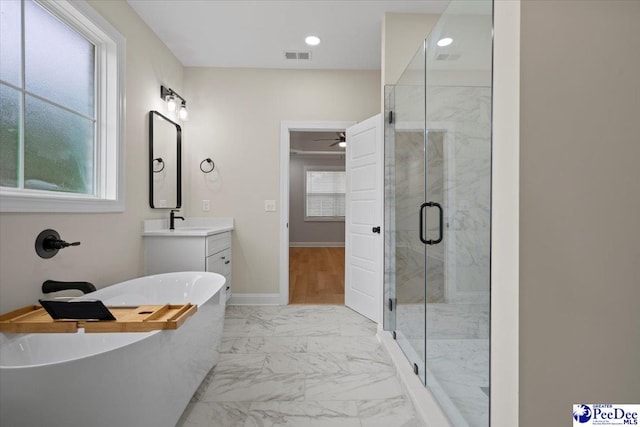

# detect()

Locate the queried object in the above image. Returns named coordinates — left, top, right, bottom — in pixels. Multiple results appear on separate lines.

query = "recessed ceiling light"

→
left=437, top=37, right=453, bottom=47
left=305, top=36, right=321, bottom=46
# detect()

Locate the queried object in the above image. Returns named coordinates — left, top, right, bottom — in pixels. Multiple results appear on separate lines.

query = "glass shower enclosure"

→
left=384, top=1, right=493, bottom=426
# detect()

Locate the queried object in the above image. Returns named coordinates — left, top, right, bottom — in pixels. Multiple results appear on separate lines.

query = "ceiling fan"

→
left=313, top=132, right=346, bottom=147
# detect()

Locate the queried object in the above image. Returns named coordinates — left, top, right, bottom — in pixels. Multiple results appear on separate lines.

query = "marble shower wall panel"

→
left=394, top=241, right=444, bottom=304
left=393, top=131, right=447, bottom=304
left=426, top=131, right=445, bottom=259
left=394, top=131, right=424, bottom=241
left=427, top=86, right=492, bottom=299
left=391, top=85, right=491, bottom=301
left=394, top=85, right=425, bottom=124
left=396, top=246, right=424, bottom=304
left=426, top=255, right=445, bottom=303
left=397, top=304, right=489, bottom=341
left=453, top=229, right=491, bottom=295
left=426, top=131, right=445, bottom=303
left=395, top=131, right=424, bottom=304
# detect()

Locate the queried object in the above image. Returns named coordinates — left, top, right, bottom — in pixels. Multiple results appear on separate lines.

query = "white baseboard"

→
left=377, top=328, right=454, bottom=427
left=228, top=293, right=281, bottom=305
left=289, top=242, right=345, bottom=247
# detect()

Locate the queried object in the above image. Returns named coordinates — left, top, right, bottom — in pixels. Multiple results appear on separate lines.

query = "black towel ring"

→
left=200, top=158, right=215, bottom=173
left=153, top=157, right=165, bottom=173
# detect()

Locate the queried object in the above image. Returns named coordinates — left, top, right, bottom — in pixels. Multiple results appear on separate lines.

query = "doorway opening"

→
left=279, top=121, right=355, bottom=306
left=289, top=130, right=346, bottom=304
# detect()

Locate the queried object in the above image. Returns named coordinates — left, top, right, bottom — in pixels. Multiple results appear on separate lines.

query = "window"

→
left=0, top=0, right=125, bottom=212
left=305, top=168, right=345, bottom=221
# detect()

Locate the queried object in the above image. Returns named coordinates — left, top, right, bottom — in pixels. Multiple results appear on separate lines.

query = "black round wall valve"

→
left=35, top=229, right=81, bottom=259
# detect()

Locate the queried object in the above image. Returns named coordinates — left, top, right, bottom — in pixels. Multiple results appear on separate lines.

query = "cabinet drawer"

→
left=206, top=232, right=231, bottom=256
left=206, top=255, right=223, bottom=273
left=206, top=248, right=231, bottom=275
left=220, top=248, right=231, bottom=275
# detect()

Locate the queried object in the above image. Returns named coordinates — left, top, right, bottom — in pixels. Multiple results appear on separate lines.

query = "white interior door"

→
left=345, top=114, right=383, bottom=323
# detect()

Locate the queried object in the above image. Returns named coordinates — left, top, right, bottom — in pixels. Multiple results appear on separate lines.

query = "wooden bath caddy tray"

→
left=0, top=303, right=197, bottom=333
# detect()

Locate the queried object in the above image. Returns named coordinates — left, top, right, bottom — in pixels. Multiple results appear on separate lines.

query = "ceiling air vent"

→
left=436, top=53, right=461, bottom=61
left=284, top=51, right=311, bottom=61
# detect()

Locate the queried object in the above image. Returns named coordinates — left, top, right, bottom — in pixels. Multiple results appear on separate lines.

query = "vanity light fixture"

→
left=166, top=95, right=176, bottom=112
left=437, top=37, right=453, bottom=47
left=161, top=85, right=188, bottom=121
left=179, top=103, right=188, bottom=121
left=305, top=35, right=321, bottom=46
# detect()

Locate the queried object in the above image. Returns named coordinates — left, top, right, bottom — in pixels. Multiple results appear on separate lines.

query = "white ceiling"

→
left=126, top=0, right=449, bottom=70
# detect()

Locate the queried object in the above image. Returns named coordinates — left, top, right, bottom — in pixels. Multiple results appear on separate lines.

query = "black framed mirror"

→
left=149, top=110, right=181, bottom=209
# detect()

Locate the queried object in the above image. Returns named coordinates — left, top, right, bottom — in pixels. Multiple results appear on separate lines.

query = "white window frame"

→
left=304, top=166, right=346, bottom=222
left=0, top=0, right=125, bottom=213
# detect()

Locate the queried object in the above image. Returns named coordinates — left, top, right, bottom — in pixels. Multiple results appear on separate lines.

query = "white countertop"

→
left=142, top=217, right=234, bottom=237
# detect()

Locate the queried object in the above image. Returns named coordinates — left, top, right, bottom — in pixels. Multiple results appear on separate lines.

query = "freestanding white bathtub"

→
left=0, top=272, right=226, bottom=427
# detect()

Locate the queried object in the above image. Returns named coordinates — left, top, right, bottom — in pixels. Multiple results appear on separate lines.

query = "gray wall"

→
left=520, top=1, right=640, bottom=425
left=289, top=155, right=345, bottom=245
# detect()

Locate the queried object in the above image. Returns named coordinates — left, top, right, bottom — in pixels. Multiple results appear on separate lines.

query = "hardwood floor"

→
left=289, top=247, right=345, bottom=304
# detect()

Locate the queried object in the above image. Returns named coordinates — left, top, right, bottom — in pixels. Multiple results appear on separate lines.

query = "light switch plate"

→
left=202, top=200, right=210, bottom=212
left=264, top=200, right=276, bottom=212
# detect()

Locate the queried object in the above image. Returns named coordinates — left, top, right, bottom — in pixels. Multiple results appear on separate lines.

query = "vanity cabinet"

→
left=144, top=231, right=232, bottom=303
left=205, top=233, right=232, bottom=299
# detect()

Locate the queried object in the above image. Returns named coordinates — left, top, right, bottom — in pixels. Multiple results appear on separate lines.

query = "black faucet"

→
left=35, top=229, right=81, bottom=259
left=42, top=280, right=96, bottom=294
left=170, top=209, right=184, bottom=230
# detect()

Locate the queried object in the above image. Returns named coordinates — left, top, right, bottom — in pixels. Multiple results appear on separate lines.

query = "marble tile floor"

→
left=177, top=305, right=424, bottom=427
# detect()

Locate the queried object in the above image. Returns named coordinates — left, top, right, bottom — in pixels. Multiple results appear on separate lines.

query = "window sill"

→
left=0, top=190, right=124, bottom=213
left=304, top=217, right=345, bottom=222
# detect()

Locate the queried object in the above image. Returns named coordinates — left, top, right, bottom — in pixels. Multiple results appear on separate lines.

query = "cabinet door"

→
left=145, top=236, right=206, bottom=274
left=223, top=274, right=232, bottom=303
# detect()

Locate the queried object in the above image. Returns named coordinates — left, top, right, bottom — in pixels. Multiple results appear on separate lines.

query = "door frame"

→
left=279, top=120, right=356, bottom=305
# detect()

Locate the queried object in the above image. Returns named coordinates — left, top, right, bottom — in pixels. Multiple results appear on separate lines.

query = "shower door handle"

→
left=419, top=202, right=443, bottom=245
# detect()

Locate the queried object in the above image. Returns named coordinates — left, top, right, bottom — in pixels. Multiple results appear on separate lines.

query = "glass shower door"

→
left=424, top=2, right=493, bottom=427
left=387, top=42, right=428, bottom=383
left=385, top=1, right=493, bottom=426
